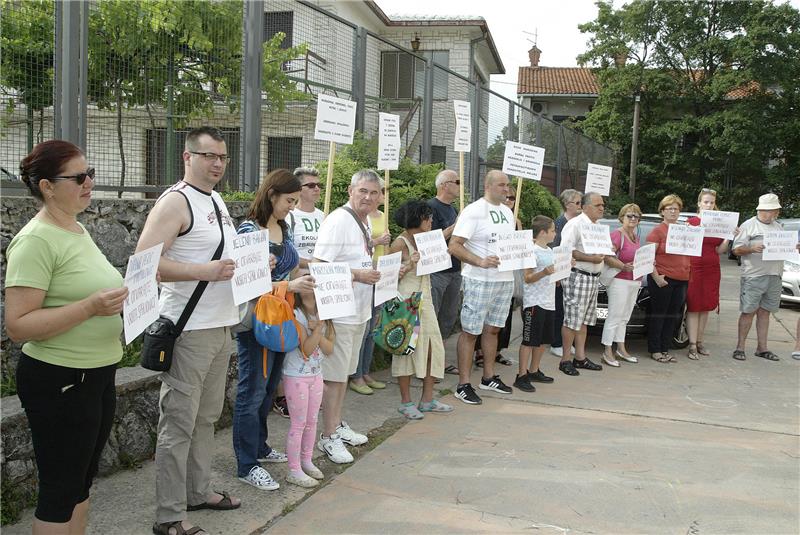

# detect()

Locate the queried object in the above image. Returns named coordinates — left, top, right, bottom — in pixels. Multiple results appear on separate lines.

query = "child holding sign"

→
left=282, top=290, right=335, bottom=488
left=515, top=216, right=558, bottom=393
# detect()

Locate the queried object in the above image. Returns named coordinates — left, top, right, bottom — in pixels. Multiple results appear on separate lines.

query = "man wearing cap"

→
left=731, top=193, right=786, bottom=362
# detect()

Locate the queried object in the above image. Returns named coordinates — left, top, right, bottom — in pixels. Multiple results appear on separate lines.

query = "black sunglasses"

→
left=49, top=167, right=95, bottom=185
left=301, top=182, right=322, bottom=189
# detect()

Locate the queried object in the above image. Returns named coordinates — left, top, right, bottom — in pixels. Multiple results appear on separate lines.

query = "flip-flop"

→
left=444, top=365, right=459, bottom=375
left=732, top=349, right=746, bottom=361
left=186, top=491, right=240, bottom=512
left=754, top=350, right=780, bottom=361
left=495, top=354, right=513, bottom=366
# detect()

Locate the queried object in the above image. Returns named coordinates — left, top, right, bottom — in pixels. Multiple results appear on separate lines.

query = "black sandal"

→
left=186, top=490, right=240, bottom=511
left=495, top=353, right=512, bottom=366
left=732, top=349, right=746, bottom=361
left=754, top=350, right=779, bottom=361
left=153, top=521, right=206, bottom=535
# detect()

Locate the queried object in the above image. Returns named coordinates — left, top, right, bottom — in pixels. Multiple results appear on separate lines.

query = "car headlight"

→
left=785, top=262, right=800, bottom=273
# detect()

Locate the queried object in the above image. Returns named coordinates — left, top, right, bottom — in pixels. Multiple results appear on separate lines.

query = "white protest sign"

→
left=378, top=112, right=400, bottom=170
left=123, top=242, right=163, bottom=344
left=666, top=224, right=704, bottom=256
left=308, top=262, right=356, bottom=320
left=230, top=230, right=272, bottom=305
left=314, top=94, right=356, bottom=144
left=453, top=100, right=471, bottom=152
left=549, top=246, right=573, bottom=283
left=496, top=230, right=537, bottom=272
left=502, top=141, right=545, bottom=181
left=585, top=163, right=613, bottom=197
left=763, top=231, right=800, bottom=261
left=580, top=224, right=614, bottom=255
left=633, top=243, right=656, bottom=280
left=700, top=210, right=739, bottom=240
left=374, top=252, right=402, bottom=306
left=414, top=229, right=452, bottom=276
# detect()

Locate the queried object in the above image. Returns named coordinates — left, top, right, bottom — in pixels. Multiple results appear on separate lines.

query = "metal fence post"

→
left=351, top=27, right=367, bottom=133
left=507, top=103, right=515, bottom=144
left=556, top=124, right=563, bottom=195
left=469, top=78, right=481, bottom=200
left=54, top=0, right=85, bottom=147
left=420, top=59, right=433, bottom=164
left=240, top=0, right=264, bottom=191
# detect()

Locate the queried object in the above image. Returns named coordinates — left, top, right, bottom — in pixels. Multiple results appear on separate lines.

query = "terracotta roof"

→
left=517, top=67, right=599, bottom=96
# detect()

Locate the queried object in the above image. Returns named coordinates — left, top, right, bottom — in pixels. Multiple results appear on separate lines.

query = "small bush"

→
left=118, top=337, right=143, bottom=368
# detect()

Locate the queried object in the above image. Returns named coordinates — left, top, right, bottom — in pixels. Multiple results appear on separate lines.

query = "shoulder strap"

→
left=398, top=235, right=415, bottom=254
left=342, top=205, right=374, bottom=257
left=174, top=196, right=226, bottom=335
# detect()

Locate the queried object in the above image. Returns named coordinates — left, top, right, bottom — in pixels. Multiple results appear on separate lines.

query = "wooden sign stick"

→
left=323, top=141, right=336, bottom=215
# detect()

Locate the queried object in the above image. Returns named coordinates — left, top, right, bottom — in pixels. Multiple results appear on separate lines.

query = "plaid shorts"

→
left=562, top=270, right=599, bottom=330
left=460, top=278, right=514, bottom=335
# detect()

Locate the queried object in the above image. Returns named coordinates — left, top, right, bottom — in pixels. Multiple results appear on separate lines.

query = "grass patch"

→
left=1, top=372, right=17, bottom=397
left=1, top=478, right=36, bottom=526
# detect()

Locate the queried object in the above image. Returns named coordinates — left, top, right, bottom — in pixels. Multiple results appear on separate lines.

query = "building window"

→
left=267, top=137, right=303, bottom=172
left=552, top=115, right=586, bottom=124
left=431, top=145, right=447, bottom=165
left=146, top=128, right=239, bottom=193
left=264, top=11, right=293, bottom=48
left=380, top=50, right=449, bottom=101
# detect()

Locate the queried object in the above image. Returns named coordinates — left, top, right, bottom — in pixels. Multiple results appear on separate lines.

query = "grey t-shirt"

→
left=732, top=216, right=784, bottom=278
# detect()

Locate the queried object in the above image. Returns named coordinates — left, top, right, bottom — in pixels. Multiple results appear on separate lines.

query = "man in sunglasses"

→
left=427, top=170, right=463, bottom=373
left=291, top=166, right=325, bottom=276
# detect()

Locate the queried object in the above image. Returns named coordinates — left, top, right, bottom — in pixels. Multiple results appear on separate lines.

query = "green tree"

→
left=578, top=0, right=800, bottom=215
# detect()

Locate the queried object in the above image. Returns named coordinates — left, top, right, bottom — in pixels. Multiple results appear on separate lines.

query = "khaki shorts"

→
left=321, top=321, right=368, bottom=382
left=740, top=275, right=782, bottom=313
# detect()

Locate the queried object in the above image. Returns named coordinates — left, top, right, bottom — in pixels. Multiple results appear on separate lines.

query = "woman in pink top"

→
left=601, top=204, right=642, bottom=367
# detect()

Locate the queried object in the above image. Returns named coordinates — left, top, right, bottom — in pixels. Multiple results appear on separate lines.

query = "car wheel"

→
left=672, top=306, right=690, bottom=349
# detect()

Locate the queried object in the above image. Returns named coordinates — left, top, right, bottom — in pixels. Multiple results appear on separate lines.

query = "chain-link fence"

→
left=1, top=0, right=615, bottom=199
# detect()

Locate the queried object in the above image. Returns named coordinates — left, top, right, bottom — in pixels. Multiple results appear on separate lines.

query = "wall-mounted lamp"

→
left=410, top=33, right=421, bottom=52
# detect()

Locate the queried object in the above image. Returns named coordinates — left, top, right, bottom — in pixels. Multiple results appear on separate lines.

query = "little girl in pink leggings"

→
left=283, top=290, right=335, bottom=488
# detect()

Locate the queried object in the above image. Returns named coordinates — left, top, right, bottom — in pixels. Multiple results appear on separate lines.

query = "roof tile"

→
left=517, top=67, right=599, bottom=95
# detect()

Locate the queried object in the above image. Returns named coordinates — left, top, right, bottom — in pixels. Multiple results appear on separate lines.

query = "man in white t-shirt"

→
left=449, top=170, right=516, bottom=405
left=731, top=193, right=786, bottom=362
left=312, top=170, right=382, bottom=463
left=290, top=167, right=324, bottom=275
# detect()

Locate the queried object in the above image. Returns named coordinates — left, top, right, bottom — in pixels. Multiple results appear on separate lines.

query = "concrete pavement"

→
left=4, top=261, right=799, bottom=534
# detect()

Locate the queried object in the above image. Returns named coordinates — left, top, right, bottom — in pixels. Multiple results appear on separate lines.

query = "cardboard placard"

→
left=580, top=224, right=614, bottom=255
left=496, top=230, right=537, bottom=272
left=585, top=163, right=613, bottom=197
left=308, top=262, right=356, bottom=320
left=374, top=252, right=402, bottom=306
left=230, top=230, right=273, bottom=306
left=123, top=243, right=163, bottom=344
left=700, top=210, right=739, bottom=240
left=453, top=100, right=471, bottom=152
left=314, top=94, right=356, bottom=144
left=665, top=224, right=704, bottom=256
left=378, top=112, right=400, bottom=171
left=414, top=229, right=452, bottom=276
left=763, top=231, right=800, bottom=261
left=549, top=246, right=573, bottom=283
left=632, top=243, right=656, bottom=280
left=501, top=141, right=545, bottom=181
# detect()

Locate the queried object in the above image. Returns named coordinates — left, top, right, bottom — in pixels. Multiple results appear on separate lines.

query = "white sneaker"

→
left=238, top=466, right=279, bottom=491
left=550, top=346, right=563, bottom=357
left=303, top=464, right=324, bottom=480
left=336, top=421, right=368, bottom=446
left=317, top=433, right=353, bottom=464
left=286, top=472, right=319, bottom=488
left=258, top=449, right=288, bottom=463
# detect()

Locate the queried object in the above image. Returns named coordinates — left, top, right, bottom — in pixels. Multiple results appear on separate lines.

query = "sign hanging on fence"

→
left=580, top=224, right=614, bottom=255
left=762, top=231, right=800, bottom=261
left=453, top=100, right=472, bottom=152
left=501, top=141, right=545, bottom=181
left=549, top=246, right=573, bottom=283
left=378, top=112, right=400, bottom=171
left=123, top=242, right=162, bottom=344
left=374, top=252, right=402, bottom=306
left=308, top=262, right=357, bottom=320
left=666, top=224, right=704, bottom=256
left=700, top=210, right=739, bottom=240
left=585, top=163, right=613, bottom=197
left=633, top=243, right=656, bottom=280
left=414, top=229, right=452, bottom=276
left=230, top=230, right=272, bottom=305
left=496, top=230, right=537, bottom=272
left=314, top=94, right=356, bottom=144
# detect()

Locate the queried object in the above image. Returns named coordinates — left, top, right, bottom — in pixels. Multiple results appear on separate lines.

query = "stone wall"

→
left=0, top=196, right=250, bottom=522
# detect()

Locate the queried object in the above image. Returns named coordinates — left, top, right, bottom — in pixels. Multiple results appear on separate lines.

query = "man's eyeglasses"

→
left=189, top=151, right=231, bottom=163
left=446, top=180, right=461, bottom=186
left=301, top=182, right=322, bottom=189
left=49, top=167, right=95, bottom=185
left=625, top=214, right=640, bottom=220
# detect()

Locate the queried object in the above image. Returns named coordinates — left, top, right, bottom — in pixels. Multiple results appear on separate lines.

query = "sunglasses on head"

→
left=48, top=167, right=95, bottom=185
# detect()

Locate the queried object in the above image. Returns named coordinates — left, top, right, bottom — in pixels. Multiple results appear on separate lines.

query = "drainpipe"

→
left=468, top=30, right=487, bottom=196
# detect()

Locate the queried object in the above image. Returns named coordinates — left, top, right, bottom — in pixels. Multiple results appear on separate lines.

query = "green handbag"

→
left=372, top=292, right=422, bottom=356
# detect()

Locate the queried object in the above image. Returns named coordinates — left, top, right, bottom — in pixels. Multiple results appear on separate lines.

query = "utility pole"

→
left=629, top=93, right=641, bottom=199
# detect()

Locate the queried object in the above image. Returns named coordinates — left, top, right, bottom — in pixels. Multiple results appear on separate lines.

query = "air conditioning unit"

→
left=531, top=101, right=548, bottom=115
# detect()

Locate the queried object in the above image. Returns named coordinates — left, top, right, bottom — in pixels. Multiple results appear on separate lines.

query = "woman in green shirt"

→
left=5, top=140, right=129, bottom=534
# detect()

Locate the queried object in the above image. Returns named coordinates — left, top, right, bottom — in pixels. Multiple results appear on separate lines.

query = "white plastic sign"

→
left=632, top=243, right=656, bottom=280
left=496, top=230, right=537, bottom=272
left=585, top=163, right=613, bottom=197
left=580, top=224, right=614, bottom=255
left=230, top=230, right=272, bottom=306
left=700, top=210, right=739, bottom=240
left=502, top=141, right=545, bottom=181
left=123, top=243, right=163, bottom=344
left=314, top=94, right=356, bottom=144
left=414, top=229, right=452, bottom=276
left=308, top=262, right=356, bottom=320
left=453, top=100, right=471, bottom=152
left=378, top=112, right=400, bottom=171
left=666, top=224, right=704, bottom=256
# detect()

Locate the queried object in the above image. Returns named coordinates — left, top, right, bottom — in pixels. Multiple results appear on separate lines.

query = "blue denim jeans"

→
left=232, top=330, right=285, bottom=477
left=350, top=306, right=380, bottom=380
